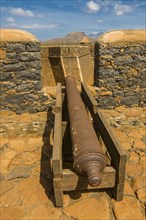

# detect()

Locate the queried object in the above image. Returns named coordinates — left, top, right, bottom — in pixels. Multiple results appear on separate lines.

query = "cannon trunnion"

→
left=52, top=79, right=126, bottom=207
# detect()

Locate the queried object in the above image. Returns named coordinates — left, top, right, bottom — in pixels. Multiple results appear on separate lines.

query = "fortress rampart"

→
left=0, top=29, right=146, bottom=115
left=0, top=29, right=53, bottom=114
left=94, top=30, right=146, bottom=108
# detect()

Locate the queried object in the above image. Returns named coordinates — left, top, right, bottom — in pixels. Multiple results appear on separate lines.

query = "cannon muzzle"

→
left=65, top=75, right=107, bottom=186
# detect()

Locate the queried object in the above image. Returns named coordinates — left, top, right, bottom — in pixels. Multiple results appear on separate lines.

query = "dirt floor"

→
left=0, top=107, right=145, bottom=220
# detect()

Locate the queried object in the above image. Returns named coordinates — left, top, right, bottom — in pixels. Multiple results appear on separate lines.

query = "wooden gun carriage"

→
left=52, top=81, right=126, bottom=207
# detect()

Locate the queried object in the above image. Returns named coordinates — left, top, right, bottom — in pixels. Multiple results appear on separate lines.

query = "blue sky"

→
left=1, top=0, right=145, bottom=41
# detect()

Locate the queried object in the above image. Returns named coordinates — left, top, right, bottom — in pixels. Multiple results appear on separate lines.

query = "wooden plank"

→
left=80, top=83, right=126, bottom=200
left=112, top=183, right=125, bottom=201
left=95, top=110, right=127, bottom=200
left=81, top=82, right=98, bottom=116
left=53, top=178, right=63, bottom=207
left=55, top=83, right=62, bottom=113
left=62, top=167, right=116, bottom=191
left=52, top=83, right=62, bottom=177
left=95, top=111, right=126, bottom=179
left=52, top=113, right=62, bottom=177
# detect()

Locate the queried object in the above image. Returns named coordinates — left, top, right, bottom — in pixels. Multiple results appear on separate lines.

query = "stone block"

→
left=25, top=137, right=44, bottom=151
left=124, top=91, right=136, bottom=96
left=120, top=96, right=139, bottom=107
left=4, top=94, right=24, bottom=104
left=112, top=196, right=145, bottom=220
left=4, top=62, right=27, bottom=72
left=26, top=42, right=40, bottom=52
left=15, top=70, right=41, bottom=80
left=98, top=97, right=117, bottom=108
left=136, top=188, right=146, bottom=203
left=27, top=60, right=41, bottom=69
left=6, top=165, right=33, bottom=180
left=0, top=148, right=18, bottom=175
left=0, top=183, right=22, bottom=206
left=0, top=48, right=6, bottom=60
left=63, top=196, right=112, bottom=220
left=129, top=152, right=139, bottom=163
left=133, top=139, right=145, bottom=150
left=127, top=68, right=139, bottom=78
left=11, top=151, right=41, bottom=166
left=0, top=206, right=25, bottom=220
left=124, top=180, right=135, bottom=197
left=9, top=139, right=26, bottom=152
left=125, top=107, right=144, bottom=118
left=22, top=205, right=62, bottom=220
left=134, top=55, right=146, bottom=62
left=6, top=53, right=19, bottom=60
left=20, top=177, right=52, bottom=206
left=114, top=55, right=133, bottom=65
left=19, top=52, right=40, bottom=61
left=0, top=180, right=14, bottom=196
left=126, top=161, right=144, bottom=178
left=6, top=44, right=26, bottom=53
left=15, top=83, right=34, bottom=92
left=24, top=94, right=39, bottom=101
left=0, top=72, right=12, bottom=81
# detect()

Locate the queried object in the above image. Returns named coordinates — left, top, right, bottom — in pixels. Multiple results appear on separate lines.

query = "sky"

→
left=0, top=0, right=145, bottom=41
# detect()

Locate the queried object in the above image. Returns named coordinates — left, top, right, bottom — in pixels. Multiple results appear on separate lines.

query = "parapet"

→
left=98, top=30, right=146, bottom=44
left=0, top=28, right=51, bottom=114
left=94, top=29, right=146, bottom=108
left=0, top=28, right=39, bottom=43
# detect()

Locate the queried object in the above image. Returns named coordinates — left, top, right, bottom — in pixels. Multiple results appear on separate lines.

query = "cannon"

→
left=52, top=77, right=126, bottom=207
left=65, top=75, right=107, bottom=186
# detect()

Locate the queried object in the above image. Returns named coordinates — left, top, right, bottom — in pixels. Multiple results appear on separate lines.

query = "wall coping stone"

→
left=0, top=29, right=39, bottom=43
left=98, top=30, right=146, bottom=44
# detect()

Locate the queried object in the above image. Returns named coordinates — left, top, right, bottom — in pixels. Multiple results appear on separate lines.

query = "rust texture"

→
left=65, top=75, right=107, bottom=186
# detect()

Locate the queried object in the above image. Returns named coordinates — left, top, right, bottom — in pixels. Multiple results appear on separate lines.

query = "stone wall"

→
left=1, top=29, right=146, bottom=113
left=0, top=29, right=53, bottom=114
left=94, top=30, right=146, bottom=108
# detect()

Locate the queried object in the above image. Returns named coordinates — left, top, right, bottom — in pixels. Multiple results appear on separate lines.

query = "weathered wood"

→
left=52, top=83, right=62, bottom=177
left=112, top=183, right=125, bottom=201
left=52, top=114, right=62, bottom=177
left=53, top=178, right=63, bottom=207
left=55, top=83, right=62, bottom=113
left=62, top=167, right=116, bottom=191
left=95, top=111, right=127, bottom=200
left=95, top=111, right=126, bottom=179
left=53, top=81, right=126, bottom=206
left=81, top=82, right=126, bottom=201
left=81, top=82, right=98, bottom=116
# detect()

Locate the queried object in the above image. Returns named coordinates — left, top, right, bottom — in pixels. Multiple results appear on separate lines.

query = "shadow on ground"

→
left=40, top=110, right=56, bottom=204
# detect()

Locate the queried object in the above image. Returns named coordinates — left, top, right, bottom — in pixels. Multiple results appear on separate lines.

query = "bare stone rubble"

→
left=0, top=107, right=145, bottom=219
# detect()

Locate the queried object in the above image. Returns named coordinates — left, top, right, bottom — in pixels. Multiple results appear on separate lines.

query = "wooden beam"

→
left=80, top=82, right=126, bottom=200
left=53, top=178, right=63, bottom=207
left=81, top=82, right=98, bottom=116
left=62, top=167, right=116, bottom=191
left=95, top=111, right=127, bottom=201
left=55, top=83, right=62, bottom=113
left=52, top=83, right=63, bottom=177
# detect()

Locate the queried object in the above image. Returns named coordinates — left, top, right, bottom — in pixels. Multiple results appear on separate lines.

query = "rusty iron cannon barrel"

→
left=65, top=75, right=107, bottom=186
